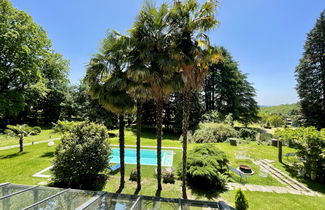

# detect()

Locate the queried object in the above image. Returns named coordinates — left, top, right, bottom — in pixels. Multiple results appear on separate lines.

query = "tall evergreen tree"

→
left=295, top=10, right=325, bottom=129
left=204, top=47, right=259, bottom=124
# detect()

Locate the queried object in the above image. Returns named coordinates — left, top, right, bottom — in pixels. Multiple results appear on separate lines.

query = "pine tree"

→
left=295, top=10, right=325, bottom=129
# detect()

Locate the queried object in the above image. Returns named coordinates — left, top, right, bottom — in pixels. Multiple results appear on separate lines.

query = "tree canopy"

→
left=295, top=10, right=325, bottom=129
left=0, top=0, right=69, bottom=127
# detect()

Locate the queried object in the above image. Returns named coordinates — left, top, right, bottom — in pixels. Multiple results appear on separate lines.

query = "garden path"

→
left=0, top=138, right=60, bottom=151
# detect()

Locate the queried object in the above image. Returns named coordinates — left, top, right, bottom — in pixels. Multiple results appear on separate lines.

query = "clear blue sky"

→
left=10, top=0, right=325, bottom=105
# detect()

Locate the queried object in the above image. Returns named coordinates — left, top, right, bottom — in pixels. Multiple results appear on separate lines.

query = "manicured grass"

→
left=220, top=190, right=325, bottom=210
left=0, top=128, right=324, bottom=210
left=0, top=142, right=55, bottom=185
left=109, top=128, right=181, bottom=147
left=0, top=128, right=60, bottom=147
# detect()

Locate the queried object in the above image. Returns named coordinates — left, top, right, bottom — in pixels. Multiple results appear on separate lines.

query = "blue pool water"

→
left=110, top=148, right=173, bottom=167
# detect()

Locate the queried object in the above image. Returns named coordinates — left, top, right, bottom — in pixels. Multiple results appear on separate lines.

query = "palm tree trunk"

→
left=19, top=135, right=23, bottom=152
left=119, top=114, right=125, bottom=189
left=278, top=140, right=282, bottom=163
left=156, top=98, right=163, bottom=191
left=182, top=89, right=190, bottom=199
left=136, top=101, right=142, bottom=190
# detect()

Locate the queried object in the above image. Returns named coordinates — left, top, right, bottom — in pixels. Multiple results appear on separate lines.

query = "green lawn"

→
left=0, top=128, right=324, bottom=209
left=108, top=128, right=181, bottom=147
left=0, top=128, right=60, bottom=147
left=220, top=190, right=325, bottom=210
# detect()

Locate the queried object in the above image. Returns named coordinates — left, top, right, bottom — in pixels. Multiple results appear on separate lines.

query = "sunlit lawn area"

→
left=0, top=128, right=324, bottom=209
left=0, top=128, right=60, bottom=147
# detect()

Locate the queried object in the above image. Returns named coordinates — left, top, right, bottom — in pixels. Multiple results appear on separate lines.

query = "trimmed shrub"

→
left=235, top=188, right=249, bottom=210
left=129, top=169, right=137, bottom=181
left=193, top=123, right=237, bottom=143
left=238, top=128, right=256, bottom=140
left=51, top=121, right=111, bottom=190
left=177, top=144, right=229, bottom=190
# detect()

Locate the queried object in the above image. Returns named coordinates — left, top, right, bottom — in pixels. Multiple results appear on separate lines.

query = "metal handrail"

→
left=0, top=182, right=10, bottom=187
left=130, top=196, right=142, bottom=210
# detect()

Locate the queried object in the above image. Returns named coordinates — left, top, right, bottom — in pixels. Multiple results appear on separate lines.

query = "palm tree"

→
left=168, top=0, right=220, bottom=199
left=130, top=2, right=180, bottom=191
left=84, top=32, right=134, bottom=190
left=127, top=81, right=152, bottom=191
left=5, top=124, right=32, bottom=152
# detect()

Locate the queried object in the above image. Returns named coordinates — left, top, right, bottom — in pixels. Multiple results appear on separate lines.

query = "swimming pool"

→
left=110, top=148, right=174, bottom=167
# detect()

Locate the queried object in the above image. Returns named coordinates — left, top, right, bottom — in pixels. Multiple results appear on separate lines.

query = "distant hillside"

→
left=259, top=103, right=300, bottom=116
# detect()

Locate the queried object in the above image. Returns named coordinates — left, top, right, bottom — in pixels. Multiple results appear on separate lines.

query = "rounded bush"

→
left=178, top=144, right=229, bottom=189
left=51, top=121, right=111, bottom=190
left=193, top=123, right=237, bottom=143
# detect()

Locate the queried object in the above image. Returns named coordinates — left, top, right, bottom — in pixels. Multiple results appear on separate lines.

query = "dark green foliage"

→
left=51, top=121, right=111, bottom=190
left=238, top=128, right=257, bottom=140
left=295, top=10, right=325, bottom=129
left=129, top=169, right=137, bottom=181
left=172, top=92, right=203, bottom=134
left=178, top=144, right=229, bottom=189
left=193, top=123, right=238, bottom=143
left=204, top=47, right=259, bottom=125
left=58, top=83, right=118, bottom=129
left=0, top=0, right=69, bottom=127
left=235, top=188, right=249, bottom=210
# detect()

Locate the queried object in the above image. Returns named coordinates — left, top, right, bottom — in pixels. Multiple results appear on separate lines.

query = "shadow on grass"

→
left=40, top=152, right=54, bottom=158
left=0, top=151, right=29, bottom=159
left=155, top=189, right=161, bottom=197
left=281, top=162, right=325, bottom=194
left=116, top=184, right=124, bottom=193
left=134, top=187, right=141, bottom=195
left=187, top=182, right=225, bottom=200
left=129, top=127, right=179, bottom=141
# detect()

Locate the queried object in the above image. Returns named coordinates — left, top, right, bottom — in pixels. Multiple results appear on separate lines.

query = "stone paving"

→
left=230, top=158, right=321, bottom=197
left=227, top=183, right=321, bottom=196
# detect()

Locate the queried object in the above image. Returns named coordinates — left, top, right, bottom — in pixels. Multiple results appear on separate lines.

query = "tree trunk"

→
left=119, top=114, right=125, bottom=189
left=156, top=98, right=163, bottom=191
left=182, top=89, right=190, bottom=199
left=278, top=140, right=282, bottom=163
left=211, top=73, right=215, bottom=110
left=136, top=101, right=142, bottom=190
left=19, top=135, right=23, bottom=152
